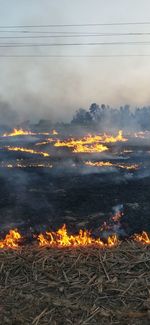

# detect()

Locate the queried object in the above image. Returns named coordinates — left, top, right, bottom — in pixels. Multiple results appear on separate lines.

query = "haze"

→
left=0, top=0, right=150, bottom=123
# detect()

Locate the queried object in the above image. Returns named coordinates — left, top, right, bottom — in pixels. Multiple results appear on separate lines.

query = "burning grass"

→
left=0, top=227, right=150, bottom=250
left=2, top=128, right=59, bottom=138
left=85, top=161, right=140, bottom=170
left=3, top=128, right=35, bottom=137
left=0, top=242, right=150, bottom=324
left=38, top=224, right=119, bottom=248
left=6, top=146, right=50, bottom=157
left=54, top=130, right=127, bottom=153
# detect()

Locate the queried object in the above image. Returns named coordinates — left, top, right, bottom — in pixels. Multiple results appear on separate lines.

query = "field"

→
left=0, top=242, right=150, bottom=325
left=0, top=129, right=150, bottom=236
left=0, top=128, right=150, bottom=324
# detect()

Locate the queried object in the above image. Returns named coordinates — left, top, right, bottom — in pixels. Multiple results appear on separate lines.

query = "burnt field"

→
left=0, top=129, right=150, bottom=237
left=0, top=129, right=150, bottom=325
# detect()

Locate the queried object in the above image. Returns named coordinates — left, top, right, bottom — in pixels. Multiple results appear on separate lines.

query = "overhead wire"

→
left=0, top=54, right=150, bottom=58
left=1, top=32, right=150, bottom=39
left=1, top=21, right=150, bottom=28
left=1, top=41, right=150, bottom=47
left=0, top=23, right=150, bottom=58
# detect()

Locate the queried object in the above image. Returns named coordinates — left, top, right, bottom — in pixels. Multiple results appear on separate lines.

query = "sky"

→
left=0, top=0, right=150, bottom=122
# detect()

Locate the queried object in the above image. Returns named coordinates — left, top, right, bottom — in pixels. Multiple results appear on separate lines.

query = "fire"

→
left=103, top=130, right=127, bottom=143
left=35, top=141, right=50, bottom=146
left=3, top=128, right=34, bottom=137
left=85, top=161, right=139, bottom=170
left=1, top=162, right=53, bottom=168
left=2, top=128, right=59, bottom=137
left=134, top=231, right=150, bottom=244
left=51, top=129, right=58, bottom=135
left=0, top=228, right=150, bottom=249
left=7, top=146, right=50, bottom=157
left=35, top=138, right=55, bottom=146
left=85, top=161, right=113, bottom=167
left=54, top=131, right=127, bottom=153
left=54, top=135, right=102, bottom=148
left=73, top=143, right=108, bottom=153
left=38, top=224, right=119, bottom=248
left=54, top=130, right=127, bottom=149
left=0, top=229, right=21, bottom=248
left=116, top=164, right=139, bottom=170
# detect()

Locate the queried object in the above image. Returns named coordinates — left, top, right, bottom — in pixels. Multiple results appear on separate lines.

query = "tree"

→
left=71, top=108, right=92, bottom=125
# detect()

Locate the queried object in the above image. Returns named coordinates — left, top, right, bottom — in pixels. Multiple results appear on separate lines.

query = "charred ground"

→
left=0, top=129, right=150, bottom=237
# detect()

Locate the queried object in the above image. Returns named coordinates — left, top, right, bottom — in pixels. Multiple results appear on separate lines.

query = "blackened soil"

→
left=0, top=168, right=150, bottom=235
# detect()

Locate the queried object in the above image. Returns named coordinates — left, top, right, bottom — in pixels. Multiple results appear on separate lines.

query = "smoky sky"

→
left=0, top=0, right=150, bottom=122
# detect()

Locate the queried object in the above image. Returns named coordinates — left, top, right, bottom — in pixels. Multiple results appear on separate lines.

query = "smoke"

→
left=1, top=54, right=150, bottom=125
left=0, top=99, right=19, bottom=126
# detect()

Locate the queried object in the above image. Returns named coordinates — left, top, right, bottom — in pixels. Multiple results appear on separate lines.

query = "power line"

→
left=0, top=31, right=150, bottom=36
left=0, top=54, right=150, bottom=58
left=1, top=21, right=150, bottom=28
left=1, top=41, right=150, bottom=47
left=1, top=32, right=150, bottom=39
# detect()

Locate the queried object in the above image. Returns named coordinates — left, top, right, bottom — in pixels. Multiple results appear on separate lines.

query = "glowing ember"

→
left=85, top=161, right=113, bottom=167
left=35, top=138, right=55, bottom=146
left=2, top=162, right=53, bottom=168
left=116, top=164, right=139, bottom=170
left=3, top=128, right=34, bottom=137
left=0, top=229, right=21, bottom=248
left=6, top=146, right=50, bottom=157
left=134, top=231, right=150, bottom=244
left=85, top=161, right=139, bottom=170
left=38, top=224, right=119, bottom=248
left=35, top=141, right=50, bottom=146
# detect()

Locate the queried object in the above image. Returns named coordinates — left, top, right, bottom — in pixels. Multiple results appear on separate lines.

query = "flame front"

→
left=7, top=146, right=50, bottom=157
left=54, top=130, right=127, bottom=153
left=134, top=231, right=150, bottom=244
left=73, top=143, right=108, bottom=153
left=0, top=229, right=21, bottom=248
left=0, top=227, right=150, bottom=249
left=51, top=129, right=58, bottom=135
left=103, top=130, right=127, bottom=143
left=3, top=128, right=34, bottom=137
left=85, top=161, right=139, bottom=170
left=38, top=224, right=119, bottom=248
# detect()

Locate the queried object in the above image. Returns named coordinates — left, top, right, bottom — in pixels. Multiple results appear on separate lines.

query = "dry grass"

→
left=0, top=241, right=150, bottom=325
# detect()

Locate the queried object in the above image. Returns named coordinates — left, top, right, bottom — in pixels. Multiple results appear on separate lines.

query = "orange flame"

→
left=0, top=229, right=21, bottom=248
left=85, top=161, right=139, bottom=170
left=0, top=228, right=150, bottom=249
left=7, top=146, right=50, bottom=157
left=51, top=129, right=58, bottom=135
left=54, top=131, right=127, bottom=153
left=102, top=130, right=127, bottom=143
left=85, top=161, right=113, bottom=167
left=73, top=143, right=108, bottom=153
left=3, top=128, right=34, bottom=137
left=38, top=224, right=119, bottom=248
left=54, top=130, right=127, bottom=147
left=35, top=138, right=55, bottom=146
left=134, top=231, right=150, bottom=244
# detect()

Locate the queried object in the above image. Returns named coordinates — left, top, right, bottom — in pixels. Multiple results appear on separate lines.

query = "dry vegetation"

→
left=0, top=242, right=150, bottom=325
